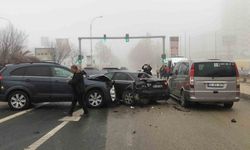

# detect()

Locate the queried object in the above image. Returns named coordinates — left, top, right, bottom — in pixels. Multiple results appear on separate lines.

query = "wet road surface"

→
left=0, top=99, right=250, bottom=150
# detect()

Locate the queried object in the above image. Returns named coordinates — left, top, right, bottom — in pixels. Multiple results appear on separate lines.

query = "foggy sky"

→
left=0, top=0, right=223, bottom=59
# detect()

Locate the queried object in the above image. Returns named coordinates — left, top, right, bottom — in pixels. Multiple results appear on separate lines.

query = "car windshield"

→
left=194, top=62, right=237, bottom=77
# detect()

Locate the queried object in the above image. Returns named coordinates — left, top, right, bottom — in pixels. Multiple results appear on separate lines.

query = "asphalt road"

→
left=0, top=99, right=250, bottom=150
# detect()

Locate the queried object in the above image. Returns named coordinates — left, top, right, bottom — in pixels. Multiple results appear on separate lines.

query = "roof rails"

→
left=208, top=59, right=220, bottom=60
left=10, top=61, right=60, bottom=65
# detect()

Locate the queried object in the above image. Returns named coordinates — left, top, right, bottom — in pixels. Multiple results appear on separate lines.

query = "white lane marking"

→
left=24, top=109, right=83, bottom=150
left=0, top=103, right=48, bottom=124
left=24, top=121, right=69, bottom=150
left=59, top=109, right=83, bottom=122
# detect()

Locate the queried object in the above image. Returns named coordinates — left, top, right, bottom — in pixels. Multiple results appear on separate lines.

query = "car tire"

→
left=224, top=102, right=234, bottom=109
left=86, top=90, right=104, bottom=108
left=122, top=91, right=135, bottom=106
left=180, top=92, right=189, bottom=108
left=8, top=91, right=31, bottom=110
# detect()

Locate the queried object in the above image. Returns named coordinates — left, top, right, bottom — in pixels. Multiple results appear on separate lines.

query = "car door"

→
left=112, top=72, right=134, bottom=99
left=175, top=63, right=189, bottom=97
left=169, top=63, right=180, bottom=96
left=23, top=65, right=53, bottom=101
left=51, top=66, right=73, bottom=101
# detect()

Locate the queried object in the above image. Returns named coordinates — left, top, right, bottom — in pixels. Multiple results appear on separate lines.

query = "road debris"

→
left=231, top=118, right=237, bottom=123
left=132, top=130, right=136, bottom=134
left=33, top=131, right=40, bottom=134
left=173, top=105, right=190, bottom=112
left=113, top=110, right=119, bottom=113
left=130, top=106, right=135, bottom=109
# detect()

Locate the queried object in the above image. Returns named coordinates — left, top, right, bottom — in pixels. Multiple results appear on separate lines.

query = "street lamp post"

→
left=90, top=16, right=103, bottom=66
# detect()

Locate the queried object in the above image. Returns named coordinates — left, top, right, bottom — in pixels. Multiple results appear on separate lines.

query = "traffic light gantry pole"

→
left=78, top=35, right=166, bottom=65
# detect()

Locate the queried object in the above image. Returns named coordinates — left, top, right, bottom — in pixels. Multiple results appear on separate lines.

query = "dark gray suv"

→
left=0, top=62, right=115, bottom=110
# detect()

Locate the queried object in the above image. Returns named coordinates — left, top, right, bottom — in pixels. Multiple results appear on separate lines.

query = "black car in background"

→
left=102, top=67, right=120, bottom=73
left=84, top=67, right=102, bottom=76
left=105, top=71, right=170, bottom=105
left=0, top=62, right=115, bottom=110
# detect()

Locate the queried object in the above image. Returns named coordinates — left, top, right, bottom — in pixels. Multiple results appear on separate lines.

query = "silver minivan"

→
left=168, top=59, right=240, bottom=108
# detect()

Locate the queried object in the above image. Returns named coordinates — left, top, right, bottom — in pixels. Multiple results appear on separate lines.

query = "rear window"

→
left=194, top=62, right=236, bottom=77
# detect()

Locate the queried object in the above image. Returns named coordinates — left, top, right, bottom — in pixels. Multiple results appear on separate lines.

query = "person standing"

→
left=142, top=64, right=152, bottom=75
left=68, top=65, right=88, bottom=116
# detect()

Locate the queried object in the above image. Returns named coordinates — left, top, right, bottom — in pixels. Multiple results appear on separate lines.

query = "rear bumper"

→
left=137, top=88, right=169, bottom=100
left=184, top=90, right=240, bottom=103
left=189, top=96, right=240, bottom=103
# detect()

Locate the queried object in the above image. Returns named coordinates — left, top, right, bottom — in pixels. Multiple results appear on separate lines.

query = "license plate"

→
left=208, top=83, right=224, bottom=87
left=153, top=84, right=163, bottom=88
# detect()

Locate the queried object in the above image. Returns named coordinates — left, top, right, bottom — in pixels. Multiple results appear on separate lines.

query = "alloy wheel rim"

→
left=10, top=94, right=26, bottom=109
left=89, top=92, right=102, bottom=106
left=125, top=92, right=133, bottom=105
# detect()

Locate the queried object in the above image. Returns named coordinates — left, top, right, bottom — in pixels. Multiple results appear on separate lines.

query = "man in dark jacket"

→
left=68, top=65, right=88, bottom=116
left=142, top=64, right=152, bottom=75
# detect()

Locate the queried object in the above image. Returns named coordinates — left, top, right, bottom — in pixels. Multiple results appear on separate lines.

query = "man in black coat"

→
left=68, top=65, right=88, bottom=116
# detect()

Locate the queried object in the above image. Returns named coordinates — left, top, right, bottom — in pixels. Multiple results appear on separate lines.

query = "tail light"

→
left=164, top=80, right=168, bottom=86
left=189, top=64, right=195, bottom=88
left=234, top=63, right=240, bottom=89
left=0, top=74, right=3, bottom=81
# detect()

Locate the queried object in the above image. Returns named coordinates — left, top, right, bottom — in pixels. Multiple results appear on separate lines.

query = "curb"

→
left=240, top=93, right=250, bottom=100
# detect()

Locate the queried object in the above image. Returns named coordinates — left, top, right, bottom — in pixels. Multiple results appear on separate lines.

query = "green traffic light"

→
left=125, top=34, right=129, bottom=42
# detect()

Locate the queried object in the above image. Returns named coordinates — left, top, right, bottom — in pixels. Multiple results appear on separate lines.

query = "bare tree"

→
left=95, top=41, right=120, bottom=68
left=0, top=24, right=39, bottom=65
left=128, top=37, right=162, bottom=70
left=54, top=39, right=71, bottom=64
left=69, top=43, right=78, bottom=65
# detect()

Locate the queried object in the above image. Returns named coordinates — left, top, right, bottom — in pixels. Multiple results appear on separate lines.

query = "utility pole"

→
left=189, top=34, right=191, bottom=60
left=214, top=31, right=217, bottom=59
left=185, top=32, right=187, bottom=58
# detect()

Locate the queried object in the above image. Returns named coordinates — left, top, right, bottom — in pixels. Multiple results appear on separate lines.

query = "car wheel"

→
left=86, top=90, right=104, bottom=108
left=8, top=91, right=30, bottom=110
left=224, top=102, right=234, bottom=109
left=122, top=91, right=135, bottom=106
left=180, top=92, right=189, bottom=108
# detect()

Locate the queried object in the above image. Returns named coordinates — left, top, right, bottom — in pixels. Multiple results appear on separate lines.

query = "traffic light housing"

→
left=125, top=33, right=129, bottom=42
left=161, top=53, right=166, bottom=59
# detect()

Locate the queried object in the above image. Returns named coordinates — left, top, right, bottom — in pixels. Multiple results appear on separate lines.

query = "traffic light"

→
left=125, top=33, right=129, bottom=42
left=161, top=53, right=167, bottom=63
left=78, top=55, right=83, bottom=60
left=161, top=53, right=166, bottom=59
left=103, top=34, right=107, bottom=42
left=77, top=55, right=83, bottom=64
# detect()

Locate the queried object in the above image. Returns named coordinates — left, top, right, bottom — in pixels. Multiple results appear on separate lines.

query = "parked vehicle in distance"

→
left=105, top=71, right=170, bottom=105
left=168, top=59, right=240, bottom=108
left=120, top=67, right=128, bottom=70
left=84, top=67, right=102, bottom=76
left=0, top=62, right=115, bottom=110
left=102, top=67, right=120, bottom=73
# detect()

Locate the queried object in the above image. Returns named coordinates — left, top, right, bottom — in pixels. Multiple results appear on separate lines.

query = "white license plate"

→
left=153, top=85, right=163, bottom=88
left=208, top=83, right=224, bottom=87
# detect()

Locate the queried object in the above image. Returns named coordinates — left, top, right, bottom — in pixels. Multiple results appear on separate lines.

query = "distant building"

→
left=222, top=0, right=250, bottom=59
left=170, top=36, right=179, bottom=57
left=35, top=48, right=55, bottom=61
